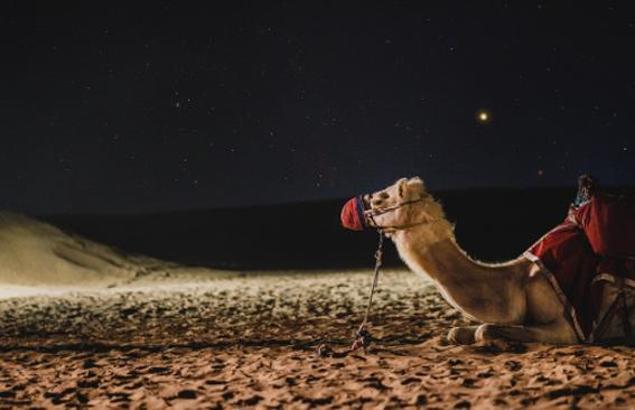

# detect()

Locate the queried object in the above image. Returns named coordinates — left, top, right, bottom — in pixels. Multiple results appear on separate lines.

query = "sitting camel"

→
left=341, top=177, right=635, bottom=345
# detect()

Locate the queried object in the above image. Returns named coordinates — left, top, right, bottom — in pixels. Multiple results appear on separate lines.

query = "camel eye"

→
left=379, top=192, right=389, bottom=199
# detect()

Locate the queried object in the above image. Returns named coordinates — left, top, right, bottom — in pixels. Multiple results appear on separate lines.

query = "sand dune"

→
left=0, top=211, right=238, bottom=291
left=0, top=211, right=143, bottom=287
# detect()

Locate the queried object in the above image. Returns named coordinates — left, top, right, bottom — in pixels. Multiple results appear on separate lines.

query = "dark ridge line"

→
left=33, top=186, right=587, bottom=218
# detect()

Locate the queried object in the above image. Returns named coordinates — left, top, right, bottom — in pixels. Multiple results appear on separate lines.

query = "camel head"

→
left=341, top=176, right=445, bottom=234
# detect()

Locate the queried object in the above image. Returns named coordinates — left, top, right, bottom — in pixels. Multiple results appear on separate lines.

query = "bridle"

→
left=344, top=194, right=438, bottom=355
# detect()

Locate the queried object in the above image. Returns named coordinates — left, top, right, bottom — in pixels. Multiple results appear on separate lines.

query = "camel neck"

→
left=395, top=225, right=499, bottom=281
left=392, top=222, right=527, bottom=323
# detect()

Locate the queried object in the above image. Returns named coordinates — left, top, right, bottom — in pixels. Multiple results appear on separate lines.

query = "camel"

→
left=357, top=177, right=633, bottom=345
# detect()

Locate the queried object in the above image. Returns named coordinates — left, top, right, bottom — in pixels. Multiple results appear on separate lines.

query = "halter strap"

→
left=363, top=197, right=437, bottom=231
left=366, top=198, right=425, bottom=217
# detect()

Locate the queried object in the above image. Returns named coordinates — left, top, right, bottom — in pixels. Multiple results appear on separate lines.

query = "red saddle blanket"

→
left=524, top=193, right=635, bottom=342
left=575, top=193, right=635, bottom=258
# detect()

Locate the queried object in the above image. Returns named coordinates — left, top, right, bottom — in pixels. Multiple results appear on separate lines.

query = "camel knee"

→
left=447, top=326, right=477, bottom=345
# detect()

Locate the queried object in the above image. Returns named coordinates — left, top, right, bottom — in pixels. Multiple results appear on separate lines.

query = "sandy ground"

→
left=1, top=269, right=635, bottom=409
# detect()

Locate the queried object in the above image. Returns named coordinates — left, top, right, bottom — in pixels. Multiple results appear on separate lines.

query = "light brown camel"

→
left=362, top=177, right=631, bottom=345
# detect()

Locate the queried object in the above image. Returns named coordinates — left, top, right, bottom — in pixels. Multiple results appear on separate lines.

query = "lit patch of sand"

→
left=1, top=269, right=635, bottom=408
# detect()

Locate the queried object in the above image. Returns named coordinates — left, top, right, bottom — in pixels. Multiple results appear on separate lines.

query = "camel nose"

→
left=340, top=196, right=367, bottom=231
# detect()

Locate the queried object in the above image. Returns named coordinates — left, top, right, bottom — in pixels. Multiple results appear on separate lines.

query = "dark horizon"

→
left=25, top=182, right=631, bottom=217
left=39, top=187, right=581, bottom=270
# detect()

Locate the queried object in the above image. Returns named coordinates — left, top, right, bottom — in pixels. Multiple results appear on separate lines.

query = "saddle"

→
left=525, top=176, right=635, bottom=343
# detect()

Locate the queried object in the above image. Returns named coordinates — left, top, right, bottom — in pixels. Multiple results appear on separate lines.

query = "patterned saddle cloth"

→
left=525, top=178, right=635, bottom=342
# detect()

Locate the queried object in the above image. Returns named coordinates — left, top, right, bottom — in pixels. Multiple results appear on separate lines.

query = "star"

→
left=476, top=110, right=491, bottom=124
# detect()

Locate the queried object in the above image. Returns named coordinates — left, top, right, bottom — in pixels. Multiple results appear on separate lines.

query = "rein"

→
left=349, top=230, right=384, bottom=353
left=317, top=231, right=384, bottom=357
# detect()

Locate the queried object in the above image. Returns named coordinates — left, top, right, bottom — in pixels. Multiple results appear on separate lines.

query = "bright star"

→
left=476, top=110, right=491, bottom=123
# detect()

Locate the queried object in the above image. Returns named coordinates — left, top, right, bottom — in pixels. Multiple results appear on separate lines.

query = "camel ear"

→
left=396, top=178, right=408, bottom=198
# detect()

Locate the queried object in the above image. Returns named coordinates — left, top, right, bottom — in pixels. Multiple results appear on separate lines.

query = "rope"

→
left=318, top=231, right=384, bottom=357
left=359, top=231, right=384, bottom=332
left=349, top=230, right=384, bottom=353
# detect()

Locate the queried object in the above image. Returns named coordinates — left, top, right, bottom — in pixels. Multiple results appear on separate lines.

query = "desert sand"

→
left=1, top=269, right=635, bottom=409
left=1, top=212, right=635, bottom=409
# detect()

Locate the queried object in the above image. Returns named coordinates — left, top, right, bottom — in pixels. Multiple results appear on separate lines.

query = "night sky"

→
left=3, top=2, right=634, bottom=214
